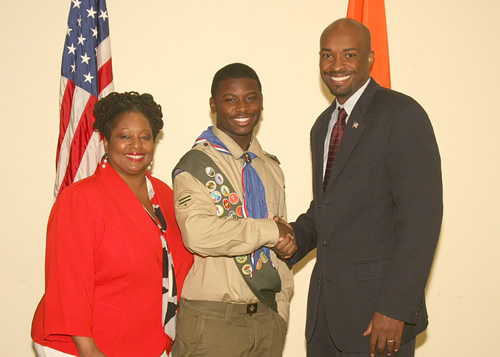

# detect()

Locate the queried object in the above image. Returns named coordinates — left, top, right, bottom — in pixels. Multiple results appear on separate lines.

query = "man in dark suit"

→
left=288, top=18, right=442, bottom=357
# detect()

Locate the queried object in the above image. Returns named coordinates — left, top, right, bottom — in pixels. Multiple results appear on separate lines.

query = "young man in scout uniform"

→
left=172, top=63, right=296, bottom=357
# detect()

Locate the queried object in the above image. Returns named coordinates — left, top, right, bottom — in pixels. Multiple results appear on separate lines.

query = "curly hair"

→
left=93, top=91, right=164, bottom=141
left=210, top=63, right=262, bottom=99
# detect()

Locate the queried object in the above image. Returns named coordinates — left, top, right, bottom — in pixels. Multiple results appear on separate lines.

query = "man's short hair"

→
left=211, top=63, right=262, bottom=98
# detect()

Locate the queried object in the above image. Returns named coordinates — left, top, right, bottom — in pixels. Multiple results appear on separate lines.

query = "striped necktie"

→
left=323, top=108, right=347, bottom=192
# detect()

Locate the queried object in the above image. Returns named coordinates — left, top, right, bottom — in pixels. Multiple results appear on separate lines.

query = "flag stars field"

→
left=99, top=10, right=108, bottom=21
left=80, top=53, right=90, bottom=64
left=87, top=7, right=97, bottom=18
left=67, top=43, right=76, bottom=55
left=77, top=33, right=86, bottom=45
left=84, top=72, right=94, bottom=83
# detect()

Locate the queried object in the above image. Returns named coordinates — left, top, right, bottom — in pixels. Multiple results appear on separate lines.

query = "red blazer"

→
left=32, top=165, right=193, bottom=356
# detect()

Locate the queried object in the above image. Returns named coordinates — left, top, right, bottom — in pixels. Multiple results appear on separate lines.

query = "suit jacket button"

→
left=321, top=240, right=329, bottom=246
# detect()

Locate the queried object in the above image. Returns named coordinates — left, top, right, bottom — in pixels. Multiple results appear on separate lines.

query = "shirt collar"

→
left=335, top=77, right=371, bottom=118
left=211, top=126, right=264, bottom=161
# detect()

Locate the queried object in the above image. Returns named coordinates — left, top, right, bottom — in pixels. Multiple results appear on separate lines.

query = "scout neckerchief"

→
left=195, top=126, right=273, bottom=272
left=144, top=177, right=178, bottom=346
left=174, top=126, right=281, bottom=311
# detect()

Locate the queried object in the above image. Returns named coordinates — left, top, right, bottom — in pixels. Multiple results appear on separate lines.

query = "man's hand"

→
left=272, top=216, right=297, bottom=259
left=363, top=311, right=404, bottom=357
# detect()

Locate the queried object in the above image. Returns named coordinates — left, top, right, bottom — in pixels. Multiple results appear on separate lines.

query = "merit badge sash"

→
left=173, top=149, right=281, bottom=312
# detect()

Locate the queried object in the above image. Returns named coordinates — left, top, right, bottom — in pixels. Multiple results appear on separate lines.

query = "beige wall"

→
left=2, top=0, right=499, bottom=355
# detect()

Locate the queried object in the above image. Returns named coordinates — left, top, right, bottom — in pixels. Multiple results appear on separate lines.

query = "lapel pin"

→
left=352, top=121, right=359, bottom=129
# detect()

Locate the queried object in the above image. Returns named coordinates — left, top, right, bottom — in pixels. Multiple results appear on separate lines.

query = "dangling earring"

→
left=101, top=153, right=109, bottom=168
left=147, top=160, right=153, bottom=171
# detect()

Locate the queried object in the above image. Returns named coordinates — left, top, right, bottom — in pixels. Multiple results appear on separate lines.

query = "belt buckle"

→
left=246, top=303, right=258, bottom=315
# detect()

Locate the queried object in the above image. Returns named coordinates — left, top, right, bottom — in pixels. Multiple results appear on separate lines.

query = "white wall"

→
left=1, top=0, right=499, bottom=355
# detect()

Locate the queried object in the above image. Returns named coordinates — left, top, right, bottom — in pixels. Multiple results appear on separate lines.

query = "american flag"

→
left=55, top=0, right=114, bottom=198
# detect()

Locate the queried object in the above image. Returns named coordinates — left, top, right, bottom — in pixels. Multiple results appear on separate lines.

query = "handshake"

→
left=272, top=216, right=297, bottom=259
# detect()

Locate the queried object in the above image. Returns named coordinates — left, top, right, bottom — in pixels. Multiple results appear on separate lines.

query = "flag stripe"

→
left=55, top=85, right=91, bottom=194
left=98, top=59, right=113, bottom=95
left=74, top=131, right=105, bottom=183
left=65, top=96, right=98, bottom=186
left=56, top=78, right=75, bottom=165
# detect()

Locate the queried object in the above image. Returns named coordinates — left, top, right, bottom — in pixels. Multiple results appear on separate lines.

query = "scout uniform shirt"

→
left=173, top=126, right=294, bottom=322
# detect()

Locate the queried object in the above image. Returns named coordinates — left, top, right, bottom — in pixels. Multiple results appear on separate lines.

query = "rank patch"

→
left=176, top=191, right=195, bottom=209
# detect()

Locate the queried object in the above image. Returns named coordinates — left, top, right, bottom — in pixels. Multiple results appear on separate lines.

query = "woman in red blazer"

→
left=31, top=92, right=193, bottom=357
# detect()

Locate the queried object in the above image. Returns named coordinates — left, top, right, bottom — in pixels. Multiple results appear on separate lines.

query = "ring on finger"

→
left=387, top=339, right=395, bottom=343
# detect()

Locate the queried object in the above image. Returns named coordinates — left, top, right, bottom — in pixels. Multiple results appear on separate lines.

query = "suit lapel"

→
left=313, top=103, right=336, bottom=199
left=324, top=79, right=380, bottom=193
left=327, top=110, right=366, bottom=186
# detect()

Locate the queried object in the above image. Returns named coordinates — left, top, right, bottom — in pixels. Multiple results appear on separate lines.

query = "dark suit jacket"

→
left=290, top=79, right=442, bottom=352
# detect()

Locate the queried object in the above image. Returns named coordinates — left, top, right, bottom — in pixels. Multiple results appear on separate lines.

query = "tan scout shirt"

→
left=173, top=127, right=294, bottom=322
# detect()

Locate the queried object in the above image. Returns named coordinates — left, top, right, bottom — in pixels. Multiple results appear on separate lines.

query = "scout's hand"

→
left=272, top=216, right=297, bottom=259
left=363, top=311, right=404, bottom=357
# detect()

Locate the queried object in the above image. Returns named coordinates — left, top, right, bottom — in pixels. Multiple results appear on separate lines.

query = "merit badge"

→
left=229, top=211, right=237, bottom=219
left=229, top=193, right=239, bottom=205
left=223, top=199, right=230, bottom=210
left=236, top=255, right=248, bottom=264
left=211, top=191, right=222, bottom=203
left=260, top=251, right=269, bottom=264
left=215, top=205, right=224, bottom=217
left=256, top=259, right=263, bottom=270
left=205, top=167, right=215, bottom=177
left=215, top=173, right=224, bottom=185
left=242, top=264, right=253, bottom=276
left=236, top=206, right=243, bottom=218
left=205, top=180, right=216, bottom=192
left=220, top=185, right=230, bottom=197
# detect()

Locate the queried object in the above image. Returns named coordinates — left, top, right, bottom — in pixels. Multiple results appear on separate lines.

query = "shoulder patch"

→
left=176, top=190, right=195, bottom=210
left=263, top=151, right=280, bottom=165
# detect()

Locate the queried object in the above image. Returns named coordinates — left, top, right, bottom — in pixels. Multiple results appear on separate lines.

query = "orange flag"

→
left=347, top=0, right=391, bottom=88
